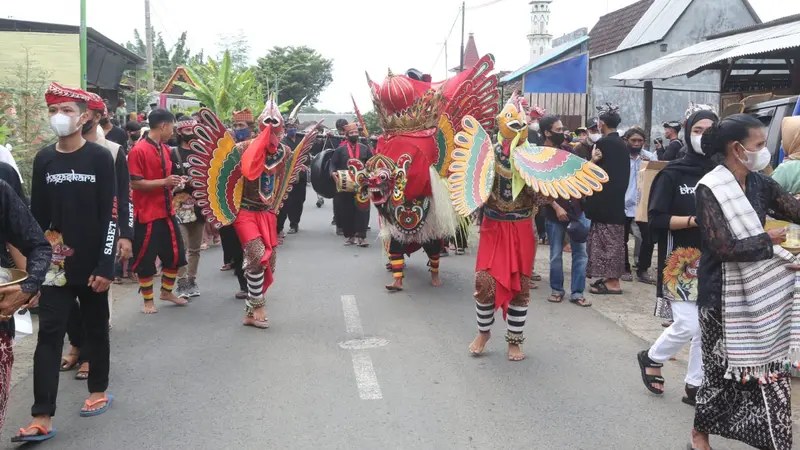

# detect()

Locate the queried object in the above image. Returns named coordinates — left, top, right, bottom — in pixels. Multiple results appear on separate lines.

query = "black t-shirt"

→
left=661, top=139, right=683, bottom=161
left=104, top=126, right=128, bottom=151
left=31, top=142, right=117, bottom=285
left=582, top=132, right=630, bottom=224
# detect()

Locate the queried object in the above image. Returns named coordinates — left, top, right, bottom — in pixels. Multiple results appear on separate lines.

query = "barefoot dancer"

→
left=15, top=84, right=118, bottom=442
left=187, top=98, right=318, bottom=329
left=128, top=109, right=188, bottom=314
left=454, top=93, right=607, bottom=361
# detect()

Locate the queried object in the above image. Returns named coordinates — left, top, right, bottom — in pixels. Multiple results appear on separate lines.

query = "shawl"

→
left=698, top=165, right=800, bottom=383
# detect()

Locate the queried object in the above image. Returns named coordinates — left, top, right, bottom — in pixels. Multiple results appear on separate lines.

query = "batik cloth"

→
left=585, top=222, right=625, bottom=279
left=694, top=308, right=792, bottom=450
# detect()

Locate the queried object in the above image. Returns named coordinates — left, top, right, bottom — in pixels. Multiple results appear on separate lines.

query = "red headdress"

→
left=45, top=82, right=90, bottom=106
left=529, top=105, right=546, bottom=120
left=176, top=119, right=198, bottom=137
left=232, top=109, right=254, bottom=123
left=86, top=92, right=107, bottom=116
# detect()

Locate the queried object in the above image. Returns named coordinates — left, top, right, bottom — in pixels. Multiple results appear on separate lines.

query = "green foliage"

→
left=0, top=47, right=55, bottom=195
left=125, top=29, right=200, bottom=91
left=177, top=51, right=266, bottom=122
left=362, top=110, right=382, bottom=137
left=255, top=46, right=333, bottom=108
left=216, top=31, right=251, bottom=70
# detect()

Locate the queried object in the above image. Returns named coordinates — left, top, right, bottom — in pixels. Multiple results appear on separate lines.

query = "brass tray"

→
left=0, top=268, right=28, bottom=288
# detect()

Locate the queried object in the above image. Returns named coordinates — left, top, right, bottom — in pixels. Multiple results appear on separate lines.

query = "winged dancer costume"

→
left=187, top=96, right=319, bottom=328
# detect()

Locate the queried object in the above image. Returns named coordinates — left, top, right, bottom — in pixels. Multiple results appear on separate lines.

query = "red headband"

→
left=86, top=93, right=107, bottom=115
left=45, top=82, right=90, bottom=106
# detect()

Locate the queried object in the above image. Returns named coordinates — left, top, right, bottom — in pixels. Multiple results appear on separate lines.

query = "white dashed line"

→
left=340, top=295, right=383, bottom=400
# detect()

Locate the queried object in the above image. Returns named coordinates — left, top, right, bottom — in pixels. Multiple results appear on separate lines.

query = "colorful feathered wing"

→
left=268, top=123, right=322, bottom=214
left=187, top=108, right=243, bottom=228
left=434, top=54, right=500, bottom=178
left=511, top=143, right=608, bottom=199
left=447, top=116, right=496, bottom=217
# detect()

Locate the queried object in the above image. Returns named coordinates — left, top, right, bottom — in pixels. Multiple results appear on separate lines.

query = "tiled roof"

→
left=588, top=0, right=654, bottom=56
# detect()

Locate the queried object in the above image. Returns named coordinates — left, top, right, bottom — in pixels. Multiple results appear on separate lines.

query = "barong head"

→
left=257, top=93, right=284, bottom=134
left=497, top=91, right=529, bottom=141
left=365, top=68, right=444, bottom=134
left=364, top=153, right=410, bottom=207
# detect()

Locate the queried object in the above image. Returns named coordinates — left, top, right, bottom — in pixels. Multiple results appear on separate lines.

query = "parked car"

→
left=743, top=95, right=799, bottom=167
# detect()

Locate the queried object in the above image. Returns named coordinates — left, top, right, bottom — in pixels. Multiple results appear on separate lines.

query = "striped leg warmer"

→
left=476, top=300, right=495, bottom=332
left=245, top=271, right=266, bottom=316
left=428, top=254, right=440, bottom=273
left=160, top=268, right=178, bottom=293
left=139, top=276, right=154, bottom=302
left=505, top=304, right=528, bottom=344
left=389, top=253, right=404, bottom=280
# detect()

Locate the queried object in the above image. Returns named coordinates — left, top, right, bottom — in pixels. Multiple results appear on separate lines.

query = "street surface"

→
left=0, top=190, right=783, bottom=449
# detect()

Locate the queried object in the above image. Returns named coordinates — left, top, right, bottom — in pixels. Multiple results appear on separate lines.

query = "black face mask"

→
left=629, top=145, right=642, bottom=154
left=548, top=131, right=565, bottom=146
left=81, top=119, right=97, bottom=136
left=167, top=137, right=178, bottom=147
left=348, top=135, right=359, bottom=144
left=130, top=132, right=141, bottom=141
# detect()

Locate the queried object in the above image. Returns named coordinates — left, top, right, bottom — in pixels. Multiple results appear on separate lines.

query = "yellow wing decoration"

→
left=447, top=116, right=496, bottom=216
left=510, top=142, right=608, bottom=199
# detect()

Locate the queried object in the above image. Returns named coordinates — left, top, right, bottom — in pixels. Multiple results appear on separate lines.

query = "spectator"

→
left=659, top=120, right=683, bottom=160
left=622, top=127, right=656, bottom=284
left=583, top=103, right=630, bottom=295
left=770, top=116, right=800, bottom=194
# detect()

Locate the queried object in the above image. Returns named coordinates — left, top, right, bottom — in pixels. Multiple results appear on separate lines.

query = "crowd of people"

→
left=0, top=73, right=797, bottom=450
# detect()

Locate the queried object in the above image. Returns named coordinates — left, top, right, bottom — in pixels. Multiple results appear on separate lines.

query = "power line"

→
left=429, top=8, right=462, bottom=74
left=466, top=0, right=512, bottom=10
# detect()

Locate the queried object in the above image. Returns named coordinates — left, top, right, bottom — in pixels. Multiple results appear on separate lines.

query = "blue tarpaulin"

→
left=523, top=53, right=588, bottom=94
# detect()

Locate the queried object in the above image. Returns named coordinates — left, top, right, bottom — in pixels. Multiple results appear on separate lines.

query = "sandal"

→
left=682, top=384, right=699, bottom=406
left=80, top=395, right=113, bottom=417
left=531, top=272, right=542, bottom=282
left=11, top=425, right=56, bottom=442
left=60, top=350, right=80, bottom=371
left=589, top=280, right=622, bottom=295
left=570, top=297, right=592, bottom=307
left=637, top=350, right=665, bottom=395
left=75, top=363, right=89, bottom=380
left=548, top=293, right=564, bottom=303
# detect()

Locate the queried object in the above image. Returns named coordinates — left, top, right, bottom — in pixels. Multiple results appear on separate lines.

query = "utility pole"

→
left=145, top=0, right=154, bottom=92
left=459, top=1, right=465, bottom=72
left=79, top=0, right=87, bottom=89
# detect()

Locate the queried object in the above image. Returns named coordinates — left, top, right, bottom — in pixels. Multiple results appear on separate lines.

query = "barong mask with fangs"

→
left=365, top=153, right=411, bottom=207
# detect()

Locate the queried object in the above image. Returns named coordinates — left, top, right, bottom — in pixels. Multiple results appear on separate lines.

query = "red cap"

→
left=45, top=82, right=90, bottom=106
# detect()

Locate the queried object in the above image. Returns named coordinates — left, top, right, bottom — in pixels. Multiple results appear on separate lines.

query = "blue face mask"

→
left=234, top=129, right=251, bottom=142
left=286, top=129, right=297, bottom=137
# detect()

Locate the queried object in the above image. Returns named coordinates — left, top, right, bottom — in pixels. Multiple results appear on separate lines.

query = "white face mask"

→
left=530, top=122, right=540, bottom=132
left=50, top=113, right=80, bottom=137
left=690, top=135, right=704, bottom=155
left=738, top=143, right=771, bottom=172
left=588, top=133, right=602, bottom=143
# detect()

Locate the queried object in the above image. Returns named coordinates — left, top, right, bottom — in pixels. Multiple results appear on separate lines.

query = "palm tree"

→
left=176, top=50, right=293, bottom=121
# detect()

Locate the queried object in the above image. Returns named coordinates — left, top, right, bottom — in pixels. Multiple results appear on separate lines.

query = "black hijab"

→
left=660, top=109, right=719, bottom=179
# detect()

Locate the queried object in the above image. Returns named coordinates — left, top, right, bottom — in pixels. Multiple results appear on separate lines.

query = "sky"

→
left=5, top=0, right=799, bottom=112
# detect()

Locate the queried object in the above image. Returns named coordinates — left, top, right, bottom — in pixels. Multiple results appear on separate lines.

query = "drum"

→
left=334, top=170, right=355, bottom=193
left=311, top=148, right=337, bottom=199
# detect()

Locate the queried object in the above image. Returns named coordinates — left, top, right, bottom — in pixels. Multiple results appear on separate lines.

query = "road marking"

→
left=351, top=351, right=383, bottom=400
left=341, top=294, right=363, bottom=334
left=340, top=295, right=383, bottom=400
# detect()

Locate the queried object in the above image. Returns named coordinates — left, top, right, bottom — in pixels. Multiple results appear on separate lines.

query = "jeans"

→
left=545, top=214, right=589, bottom=299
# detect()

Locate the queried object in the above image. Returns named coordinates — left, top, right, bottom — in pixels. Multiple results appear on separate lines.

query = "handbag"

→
left=566, top=212, right=589, bottom=244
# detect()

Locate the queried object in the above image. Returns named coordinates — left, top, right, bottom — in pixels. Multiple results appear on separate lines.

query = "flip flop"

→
left=589, top=280, right=622, bottom=295
left=548, top=293, right=564, bottom=303
left=80, top=395, right=113, bottom=417
left=385, top=285, right=403, bottom=292
left=570, top=297, right=592, bottom=307
left=75, top=368, right=89, bottom=380
left=11, top=425, right=56, bottom=443
left=60, top=354, right=79, bottom=371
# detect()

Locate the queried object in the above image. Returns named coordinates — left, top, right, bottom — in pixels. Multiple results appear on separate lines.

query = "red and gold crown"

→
left=366, top=70, right=446, bottom=134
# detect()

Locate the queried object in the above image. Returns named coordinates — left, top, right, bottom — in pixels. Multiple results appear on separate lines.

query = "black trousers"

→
left=66, top=300, right=87, bottom=363
left=625, top=218, right=654, bottom=274
left=334, top=193, right=369, bottom=238
left=132, top=217, right=186, bottom=278
left=220, top=224, right=246, bottom=291
left=278, top=182, right=306, bottom=232
left=388, top=238, right=443, bottom=258
left=33, top=285, right=110, bottom=416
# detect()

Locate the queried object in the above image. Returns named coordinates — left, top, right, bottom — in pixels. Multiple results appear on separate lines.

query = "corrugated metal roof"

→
left=588, top=0, right=654, bottom=56
left=616, top=0, right=692, bottom=51
left=500, top=35, right=589, bottom=83
left=611, top=20, right=800, bottom=81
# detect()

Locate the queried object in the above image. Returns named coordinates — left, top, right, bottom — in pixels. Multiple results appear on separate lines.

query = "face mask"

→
left=286, top=129, right=297, bottom=137
left=130, top=132, right=141, bottom=141
left=348, top=135, right=359, bottom=144
left=530, top=122, right=540, bottom=132
left=629, top=145, right=642, bottom=154
left=690, top=135, right=704, bottom=155
left=50, top=113, right=81, bottom=137
left=588, top=133, right=602, bottom=143
left=548, top=131, right=565, bottom=146
left=81, top=118, right=97, bottom=136
left=738, top=143, right=771, bottom=172
left=234, top=129, right=251, bottom=142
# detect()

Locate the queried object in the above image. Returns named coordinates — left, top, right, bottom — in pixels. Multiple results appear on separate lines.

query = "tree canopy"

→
left=125, top=29, right=202, bottom=91
left=255, top=46, right=333, bottom=109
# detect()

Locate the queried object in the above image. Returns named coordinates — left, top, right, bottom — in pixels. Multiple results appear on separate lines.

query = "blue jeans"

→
left=545, top=214, right=589, bottom=300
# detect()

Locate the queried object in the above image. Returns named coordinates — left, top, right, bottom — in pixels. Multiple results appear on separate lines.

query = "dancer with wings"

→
left=187, top=95, right=319, bottom=329
left=447, top=92, right=609, bottom=361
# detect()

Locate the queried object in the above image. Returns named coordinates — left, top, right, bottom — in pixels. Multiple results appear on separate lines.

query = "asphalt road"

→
left=0, top=190, right=756, bottom=449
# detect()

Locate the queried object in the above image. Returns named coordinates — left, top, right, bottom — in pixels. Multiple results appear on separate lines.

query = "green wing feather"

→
left=511, top=142, right=608, bottom=199
left=447, top=116, right=495, bottom=217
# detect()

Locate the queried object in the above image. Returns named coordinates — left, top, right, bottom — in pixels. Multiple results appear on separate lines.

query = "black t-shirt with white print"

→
left=31, top=141, right=118, bottom=286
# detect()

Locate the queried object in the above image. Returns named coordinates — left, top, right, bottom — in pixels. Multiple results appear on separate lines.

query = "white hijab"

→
left=0, top=143, right=22, bottom=184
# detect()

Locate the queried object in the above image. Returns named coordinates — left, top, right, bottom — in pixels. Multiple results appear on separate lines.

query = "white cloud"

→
left=4, top=0, right=797, bottom=113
